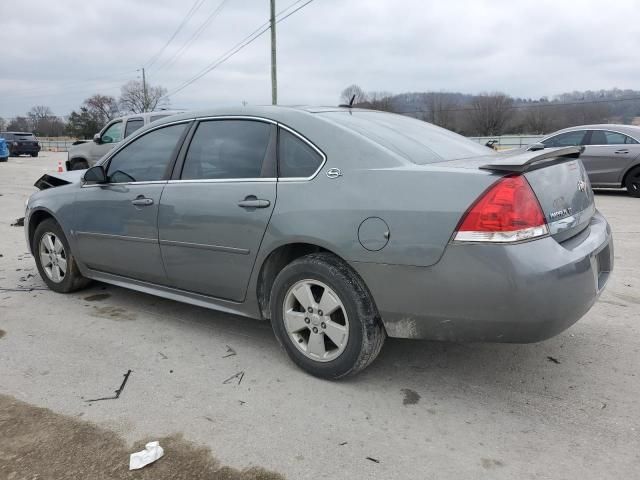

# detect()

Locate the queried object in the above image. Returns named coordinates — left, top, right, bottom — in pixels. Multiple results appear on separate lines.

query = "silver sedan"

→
left=535, top=124, right=640, bottom=197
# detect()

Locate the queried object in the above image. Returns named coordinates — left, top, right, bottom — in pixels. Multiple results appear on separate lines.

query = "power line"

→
left=165, top=0, right=315, bottom=98
left=154, top=0, right=232, bottom=73
left=145, top=0, right=207, bottom=69
left=396, top=95, right=640, bottom=116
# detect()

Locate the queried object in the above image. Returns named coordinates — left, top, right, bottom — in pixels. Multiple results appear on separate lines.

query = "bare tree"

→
left=468, top=93, right=514, bottom=136
left=26, top=106, right=65, bottom=136
left=366, top=91, right=395, bottom=112
left=84, top=94, right=119, bottom=122
left=422, top=93, right=457, bottom=130
left=522, top=104, right=555, bottom=134
left=340, top=84, right=368, bottom=106
left=7, top=116, right=31, bottom=132
left=119, top=80, right=168, bottom=113
left=0, top=117, right=6, bottom=132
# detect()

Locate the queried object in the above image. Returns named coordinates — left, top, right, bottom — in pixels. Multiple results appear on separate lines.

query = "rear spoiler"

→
left=480, top=146, right=583, bottom=173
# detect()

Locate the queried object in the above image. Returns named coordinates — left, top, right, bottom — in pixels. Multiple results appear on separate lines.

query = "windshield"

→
left=15, top=133, right=36, bottom=139
left=321, top=111, right=495, bottom=164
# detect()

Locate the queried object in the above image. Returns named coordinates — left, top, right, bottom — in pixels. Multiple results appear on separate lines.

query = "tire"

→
left=0, top=157, right=7, bottom=162
left=31, top=152, right=38, bottom=157
left=270, top=252, right=385, bottom=379
left=70, top=159, right=89, bottom=170
left=32, top=218, right=90, bottom=293
left=624, top=166, right=640, bottom=198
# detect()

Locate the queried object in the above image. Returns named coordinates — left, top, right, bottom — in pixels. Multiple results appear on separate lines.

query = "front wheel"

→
left=270, top=253, right=385, bottom=379
left=31, top=152, right=39, bottom=157
left=70, top=159, right=88, bottom=170
left=624, top=166, right=640, bottom=198
left=33, top=218, right=90, bottom=293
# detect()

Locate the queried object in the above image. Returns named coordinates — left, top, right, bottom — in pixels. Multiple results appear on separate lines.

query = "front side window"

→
left=124, top=118, right=144, bottom=138
left=181, top=120, right=272, bottom=180
left=542, top=131, right=587, bottom=147
left=106, top=123, right=187, bottom=183
left=101, top=121, right=123, bottom=144
left=278, top=129, right=323, bottom=178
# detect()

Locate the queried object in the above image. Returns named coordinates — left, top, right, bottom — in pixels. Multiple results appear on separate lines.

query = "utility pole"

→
left=141, top=67, right=148, bottom=112
left=270, top=0, right=277, bottom=105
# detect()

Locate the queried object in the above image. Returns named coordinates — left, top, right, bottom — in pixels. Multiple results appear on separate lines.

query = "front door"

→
left=159, top=119, right=277, bottom=302
left=74, top=122, right=189, bottom=283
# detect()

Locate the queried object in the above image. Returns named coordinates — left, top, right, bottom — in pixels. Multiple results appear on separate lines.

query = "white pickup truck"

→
left=66, top=110, right=183, bottom=170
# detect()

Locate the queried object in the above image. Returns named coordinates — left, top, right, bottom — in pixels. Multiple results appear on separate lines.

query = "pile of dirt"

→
left=0, top=394, right=284, bottom=480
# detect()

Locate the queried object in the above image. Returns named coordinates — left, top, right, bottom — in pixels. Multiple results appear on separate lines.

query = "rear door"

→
left=581, top=129, right=640, bottom=186
left=74, top=122, right=189, bottom=284
left=158, top=118, right=277, bottom=301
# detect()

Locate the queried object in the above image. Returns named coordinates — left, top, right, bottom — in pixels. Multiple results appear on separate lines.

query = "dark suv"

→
left=0, top=132, right=41, bottom=157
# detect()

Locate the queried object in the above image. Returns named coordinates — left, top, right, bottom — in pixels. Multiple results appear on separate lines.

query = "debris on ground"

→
left=10, top=217, right=24, bottom=227
left=547, top=356, right=561, bottom=364
left=85, top=370, right=132, bottom=402
left=158, top=352, right=168, bottom=360
left=223, top=371, right=245, bottom=385
left=339, top=441, right=348, bottom=446
left=222, top=345, right=237, bottom=358
left=129, top=441, right=165, bottom=470
left=366, top=456, right=380, bottom=463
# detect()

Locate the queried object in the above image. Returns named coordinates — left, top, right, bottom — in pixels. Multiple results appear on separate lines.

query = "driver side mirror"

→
left=93, top=133, right=102, bottom=144
left=527, top=143, right=546, bottom=151
left=83, top=165, right=107, bottom=184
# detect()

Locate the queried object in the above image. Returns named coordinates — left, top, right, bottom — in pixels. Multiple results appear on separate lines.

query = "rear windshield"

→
left=15, top=133, right=36, bottom=139
left=321, top=111, right=494, bottom=164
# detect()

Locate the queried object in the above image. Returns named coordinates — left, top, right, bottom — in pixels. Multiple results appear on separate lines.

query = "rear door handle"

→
left=131, top=197, right=154, bottom=206
left=238, top=196, right=271, bottom=208
left=614, top=149, right=629, bottom=154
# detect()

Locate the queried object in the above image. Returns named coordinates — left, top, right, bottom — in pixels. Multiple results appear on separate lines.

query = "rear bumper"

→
left=353, top=211, right=613, bottom=342
left=11, top=144, right=40, bottom=154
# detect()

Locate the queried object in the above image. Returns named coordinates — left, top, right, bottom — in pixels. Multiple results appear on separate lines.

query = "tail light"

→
left=453, top=175, right=548, bottom=243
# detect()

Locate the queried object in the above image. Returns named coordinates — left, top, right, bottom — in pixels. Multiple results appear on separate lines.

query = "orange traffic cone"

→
left=57, top=160, right=63, bottom=173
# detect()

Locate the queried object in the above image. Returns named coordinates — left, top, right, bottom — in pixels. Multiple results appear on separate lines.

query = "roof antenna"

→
left=349, top=94, right=356, bottom=107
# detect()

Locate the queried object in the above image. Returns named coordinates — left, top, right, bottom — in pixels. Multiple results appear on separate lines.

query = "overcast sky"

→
left=3, top=0, right=640, bottom=117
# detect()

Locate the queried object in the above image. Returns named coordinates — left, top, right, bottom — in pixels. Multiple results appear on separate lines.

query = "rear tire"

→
left=31, top=152, right=39, bottom=157
left=270, top=252, right=385, bottom=379
left=32, top=218, right=90, bottom=293
left=0, top=157, right=7, bottom=162
left=624, top=166, right=640, bottom=198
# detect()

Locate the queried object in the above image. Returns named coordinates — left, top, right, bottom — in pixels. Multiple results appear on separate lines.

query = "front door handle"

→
left=131, top=197, right=154, bottom=206
left=238, top=196, right=271, bottom=208
left=614, top=149, right=629, bottom=154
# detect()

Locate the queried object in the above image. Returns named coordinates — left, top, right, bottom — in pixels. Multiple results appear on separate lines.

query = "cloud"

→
left=3, top=0, right=640, bottom=117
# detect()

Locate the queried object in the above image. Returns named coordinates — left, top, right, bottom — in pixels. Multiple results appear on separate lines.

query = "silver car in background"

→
left=535, top=124, right=640, bottom=197
left=24, top=106, right=613, bottom=378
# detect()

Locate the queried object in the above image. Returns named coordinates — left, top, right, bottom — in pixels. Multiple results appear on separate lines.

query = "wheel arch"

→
left=28, top=208, right=58, bottom=252
left=621, top=162, right=640, bottom=188
left=66, top=156, right=88, bottom=171
left=256, top=242, right=342, bottom=320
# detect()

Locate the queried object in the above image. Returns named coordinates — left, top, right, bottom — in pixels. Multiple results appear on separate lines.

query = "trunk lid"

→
left=437, top=147, right=595, bottom=242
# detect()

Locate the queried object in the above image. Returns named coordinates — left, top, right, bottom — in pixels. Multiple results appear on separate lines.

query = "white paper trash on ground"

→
left=129, top=441, right=165, bottom=470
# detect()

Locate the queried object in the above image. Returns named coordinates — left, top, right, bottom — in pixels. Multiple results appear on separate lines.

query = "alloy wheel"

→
left=283, top=279, right=349, bottom=362
left=39, top=232, right=67, bottom=283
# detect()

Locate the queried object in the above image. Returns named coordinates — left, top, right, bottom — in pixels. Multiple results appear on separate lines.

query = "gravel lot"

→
left=1, top=152, right=639, bottom=479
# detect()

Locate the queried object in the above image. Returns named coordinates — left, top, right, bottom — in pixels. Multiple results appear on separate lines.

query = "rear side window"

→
left=542, top=131, right=587, bottom=147
left=106, top=123, right=187, bottom=183
left=588, top=130, right=638, bottom=145
left=181, top=120, right=272, bottom=180
left=124, top=118, right=144, bottom=138
left=278, top=129, right=323, bottom=178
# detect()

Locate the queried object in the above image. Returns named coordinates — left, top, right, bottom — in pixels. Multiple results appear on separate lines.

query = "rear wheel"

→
left=270, top=253, right=385, bottom=379
left=31, top=152, right=39, bottom=157
left=0, top=157, right=7, bottom=162
left=624, top=166, right=640, bottom=198
left=33, top=219, right=90, bottom=293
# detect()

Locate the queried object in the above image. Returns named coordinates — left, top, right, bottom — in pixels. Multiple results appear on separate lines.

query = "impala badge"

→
left=326, top=168, right=342, bottom=179
left=577, top=180, right=587, bottom=192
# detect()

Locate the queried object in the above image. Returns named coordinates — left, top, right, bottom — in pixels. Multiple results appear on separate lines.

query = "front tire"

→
left=33, top=218, right=90, bottom=293
left=31, top=152, right=39, bottom=157
left=270, top=253, right=385, bottom=379
left=624, top=166, right=640, bottom=198
left=70, top=159, right=89, bottom=170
